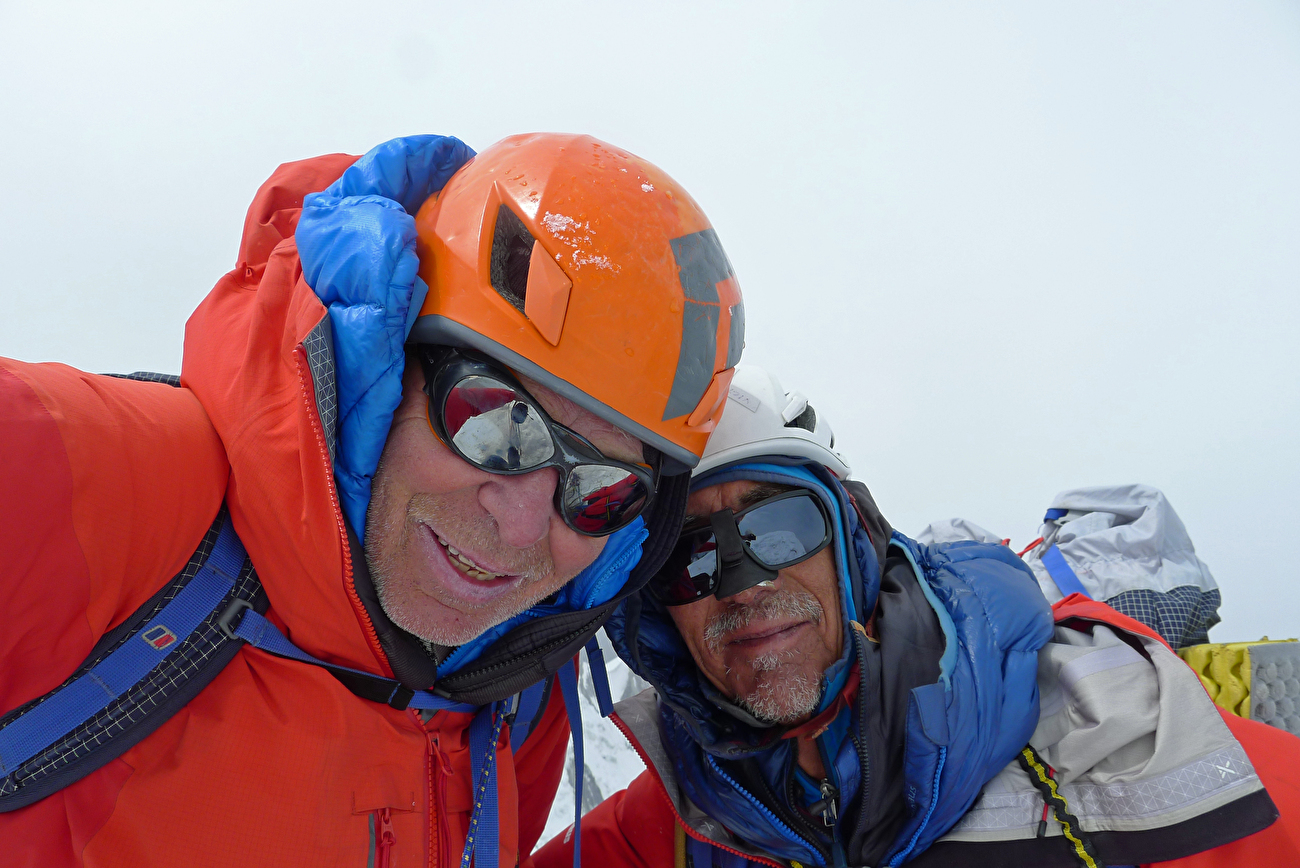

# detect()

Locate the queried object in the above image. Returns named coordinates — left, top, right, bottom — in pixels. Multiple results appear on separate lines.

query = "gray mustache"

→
left=703, top=590, right=824, bottom=651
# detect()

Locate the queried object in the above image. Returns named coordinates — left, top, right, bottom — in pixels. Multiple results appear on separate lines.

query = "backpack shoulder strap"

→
left=0, top=506, right=267, bottom=811
left=507, top=675, right=555, bottom=753
left=0, top=503, right=475, bottom=814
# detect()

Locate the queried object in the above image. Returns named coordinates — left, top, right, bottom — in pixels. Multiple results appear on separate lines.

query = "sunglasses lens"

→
left=735, top=495, right=829, bottom=568
left=654, top=535, right=718, bottom=605
left=443, top=376, right=555, bottom=470
left=563, top=465, right=650, bottom=535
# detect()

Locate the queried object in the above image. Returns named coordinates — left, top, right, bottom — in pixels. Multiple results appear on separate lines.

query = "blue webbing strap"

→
left=230, top=609, right=476, bottom=713
left=0, top=519, right=246, bottom=776
left=584, top=638, right=614, bottom=719
left=687, top=836, right=750, bottom=868
left=556, top=660, right=585, bottom=868
left=460, top=702, right=504, bottom=868
left=1041, top=545, right=1090, bottom=599
left=508, top=679, right=549, bottom=753
left=687, top=835, right=713, bottom=867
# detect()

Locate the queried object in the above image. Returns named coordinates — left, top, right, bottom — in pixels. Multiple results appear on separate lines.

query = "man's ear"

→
left=394, top=352, right=428, bottom=417
left=402, top=351, right=425, bottom=392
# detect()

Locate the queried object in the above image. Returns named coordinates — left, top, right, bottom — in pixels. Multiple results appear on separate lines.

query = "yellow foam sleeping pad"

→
left=1178, top=638, right=1300, bottom=737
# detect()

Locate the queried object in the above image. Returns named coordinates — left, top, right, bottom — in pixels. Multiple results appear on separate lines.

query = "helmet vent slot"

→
left=786, top=403, right=817, bottom=433
left=490, top=204, right=533, bottom=312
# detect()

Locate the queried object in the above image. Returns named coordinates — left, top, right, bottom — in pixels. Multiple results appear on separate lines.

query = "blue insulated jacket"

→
left=606, top=466, right=1054, bottom=866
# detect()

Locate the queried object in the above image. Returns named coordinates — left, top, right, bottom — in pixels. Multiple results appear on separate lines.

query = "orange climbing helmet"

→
left=409, top=133, right=744, bottom=469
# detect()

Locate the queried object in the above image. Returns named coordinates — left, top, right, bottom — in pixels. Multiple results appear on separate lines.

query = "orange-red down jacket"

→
left=0, top=153, right=569, bottom=867
left=535, top=598, right=1300, bottom=868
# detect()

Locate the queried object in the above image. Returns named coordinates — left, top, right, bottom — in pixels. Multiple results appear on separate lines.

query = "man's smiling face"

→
left=363, top=356, right=645, bottom=646
left=667, top=480, right=844, bottom=725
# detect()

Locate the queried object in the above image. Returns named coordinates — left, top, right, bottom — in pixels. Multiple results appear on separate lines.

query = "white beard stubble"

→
left=704, top=590, right=826, bottom=725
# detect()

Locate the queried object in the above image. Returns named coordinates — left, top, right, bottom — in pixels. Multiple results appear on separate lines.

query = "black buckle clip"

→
left=387, top=684, right=416, bottom=710
left=216, top=598, right=255, bottom=640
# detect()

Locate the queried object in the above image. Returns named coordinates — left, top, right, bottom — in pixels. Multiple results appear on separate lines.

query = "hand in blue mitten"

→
left=296, top=135, right=475, bottom=543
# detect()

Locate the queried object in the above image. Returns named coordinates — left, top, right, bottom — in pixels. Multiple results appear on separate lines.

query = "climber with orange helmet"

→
left=0, top=133, right=743, bottom=868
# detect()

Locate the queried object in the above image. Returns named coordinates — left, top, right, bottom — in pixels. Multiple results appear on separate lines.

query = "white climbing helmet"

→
left=696, top=364, right=851, bottom=479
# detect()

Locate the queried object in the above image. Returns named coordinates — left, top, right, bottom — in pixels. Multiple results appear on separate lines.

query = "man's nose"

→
left=478, top=467, right=561, bottom=548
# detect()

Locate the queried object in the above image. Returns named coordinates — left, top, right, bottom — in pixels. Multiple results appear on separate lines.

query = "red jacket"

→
left=535, top=598, right=1300, bottom=868
left=0, top=153, right=569, bottom=867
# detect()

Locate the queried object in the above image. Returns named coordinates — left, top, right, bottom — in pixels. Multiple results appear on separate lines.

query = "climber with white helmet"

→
left=535, top=364, right=1300, bottom=868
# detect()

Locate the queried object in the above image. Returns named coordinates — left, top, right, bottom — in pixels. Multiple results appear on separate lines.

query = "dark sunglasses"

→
left=650, top=490, right=832, bottom=606
left=419, top=347, right=657, bottom=538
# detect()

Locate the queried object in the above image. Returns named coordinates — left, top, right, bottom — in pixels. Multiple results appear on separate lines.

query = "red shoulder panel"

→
left=0, top=361, right=227, bottom=710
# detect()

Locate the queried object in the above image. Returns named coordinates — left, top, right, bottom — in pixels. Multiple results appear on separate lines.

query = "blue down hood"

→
left=606, top=466, right=1054, bottom=865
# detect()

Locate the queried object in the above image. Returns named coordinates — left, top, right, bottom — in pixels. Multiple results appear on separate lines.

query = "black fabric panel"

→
left=437, top=605, right=615, bottom=705
left=842, top=479, right=891, bottom=581
left=906, top=787, right=1278, bottom=866
left=1088, top=787, right=1279, bottom=865
left=907, top=837, right=1078, bottom=867
left=849, top=554, right=946, bottom=866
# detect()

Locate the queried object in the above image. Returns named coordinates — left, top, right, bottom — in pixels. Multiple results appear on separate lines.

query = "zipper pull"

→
left=809, top=780, right=839, bottom=827
left=376, top=807, right=396, bottom=868
left=429, top=733, right=454, bottom=776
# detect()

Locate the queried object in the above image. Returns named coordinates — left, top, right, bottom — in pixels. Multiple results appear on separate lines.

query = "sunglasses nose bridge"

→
left=710, top=509, right=779, bottom=600
left=429, top=354, right=649, bottom=537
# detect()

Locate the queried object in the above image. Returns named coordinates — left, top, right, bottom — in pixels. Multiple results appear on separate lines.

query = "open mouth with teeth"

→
left=433, top=533, right=510, bottom=582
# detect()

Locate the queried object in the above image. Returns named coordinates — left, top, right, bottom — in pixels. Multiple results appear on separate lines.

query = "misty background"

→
left=2, top=2, right=1297, bottom=641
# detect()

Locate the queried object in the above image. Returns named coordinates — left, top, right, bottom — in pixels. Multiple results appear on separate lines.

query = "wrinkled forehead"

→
left=516, top=372, right=644, bottom=464
left=684, top=479, right=796, bottom=522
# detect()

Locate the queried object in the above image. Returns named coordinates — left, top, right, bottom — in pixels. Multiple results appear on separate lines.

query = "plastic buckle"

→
left=387, top=684, right=415, bottom=710
left=216, top=598, right=255, bottom=640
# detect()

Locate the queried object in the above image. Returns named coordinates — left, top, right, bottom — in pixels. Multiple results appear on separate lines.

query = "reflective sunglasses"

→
left=650, top=490, right=832, bottom=605
left=419, top=347, right=657, bottom=537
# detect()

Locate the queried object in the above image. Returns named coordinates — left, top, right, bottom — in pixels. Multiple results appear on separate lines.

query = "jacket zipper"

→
left=293, top=346, right=383, bottom=664
left=608, top=713, right=784, bottom=868
left=810, top=735, right=846, bottom=868
left=376, top=808, right=396, bottom=868
left=812, top=779, right=839, bottom=827
left=851, top=629, right=873, bottom=853
left=427, top=729, right=453, bottom=868
left=747, top=754, right=827, bottom=863
left=702, top=752, right=820, bottom=858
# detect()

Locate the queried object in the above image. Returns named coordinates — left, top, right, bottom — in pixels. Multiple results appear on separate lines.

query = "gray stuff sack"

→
left=919, top=483, right=1221, bottom=649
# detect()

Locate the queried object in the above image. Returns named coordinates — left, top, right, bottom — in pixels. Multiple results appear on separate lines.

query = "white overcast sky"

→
left=2, top=1, right=1297, bottom=641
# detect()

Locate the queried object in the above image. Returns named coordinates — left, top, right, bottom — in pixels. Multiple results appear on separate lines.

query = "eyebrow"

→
left=682, top=483, right=796, bottom=528
left=737, top=483, right=793, bottom=508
